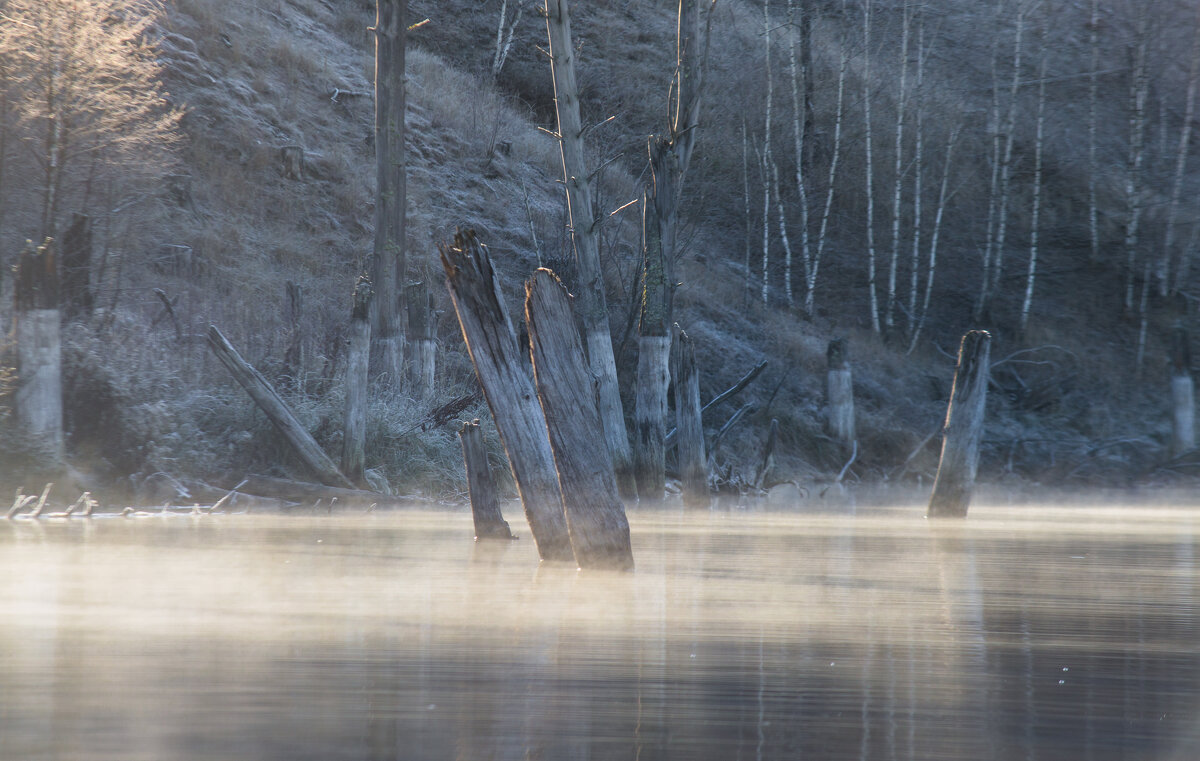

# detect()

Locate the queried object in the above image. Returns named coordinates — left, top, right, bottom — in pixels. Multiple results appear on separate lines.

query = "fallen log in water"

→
left=233, top=474, right=417, bottom=508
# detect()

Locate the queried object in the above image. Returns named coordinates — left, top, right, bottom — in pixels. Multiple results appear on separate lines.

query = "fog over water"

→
left=1, top=500, right=1198, bottom=760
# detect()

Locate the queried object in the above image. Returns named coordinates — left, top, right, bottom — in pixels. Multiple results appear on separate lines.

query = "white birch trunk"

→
left=1020, top=23, right=1048, bottom=334
left=886, top=4, right=911, bottom=331
left=1087, top=0, right=1100, bottom=264
left=991, top=4, right=1024, bottom=306
left=977, top=2, right=1004, bottom=318
left=1166, top=6, right=1200, bottom=294
left=863, top=0, right=880, bottom=333
left=761, top=0, right=774, bottom=306
left=786, top=0, right=812, bottom=314
left=812, top=45, right=848, bottom=318
left=907, top=17, right=926, bottom=336
left=908, top=125, right=958, bottom=355
left=1124, top=13, right=1148, bottom=313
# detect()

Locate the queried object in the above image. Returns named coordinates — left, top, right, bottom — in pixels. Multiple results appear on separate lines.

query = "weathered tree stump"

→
left=207, top=324, right=353, bottom=489
left=440, top=229, right=573, bottom=562
left=526, top=269, right=633, bottom=570
left=14, top=239, right=63, bottom=460
left=405, top=279, right=436, bottom=397
left=826, top=338, right=855, bottom=448
left=342, top=276, right=373, bottom=486
left=1170, top=323, right=1195, bottom=457
left=928, top=330, right=991, bottom=518
left=281, top=145, right=305, bottom=180
left=671, top=324, right=708, bottom=507
left=458, top=418, right=515, bottom=541
left=60, top=213, right=93, bottom=319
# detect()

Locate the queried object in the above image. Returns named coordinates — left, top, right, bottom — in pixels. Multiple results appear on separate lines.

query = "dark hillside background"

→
left=0, top=0, right=1196, bottom=502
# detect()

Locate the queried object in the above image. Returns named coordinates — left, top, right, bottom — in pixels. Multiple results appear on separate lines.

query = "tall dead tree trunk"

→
left=440, top=229, right=574, bottom=562
left=636, top=0, right=714, bottom=500
left=370, top=0, right=408, bottom=382
left=526, top=269, right=633, bottom=570
left=14, top=239, right=63, bottom=460
left=207, top=325, right=353, bottom=489
left=343, top=276, right=373, bottom=486
left=283, top=281, right=304, bottom=392
left=543, top=0, right=636, bottom=498
left=927, top=330, right=991, bottom=518
left=825, top=338, right=855, bottom=449
left=671, top=324, right=707, bottom=507
left=458, top=418, right=515, bottom=540
left=405, top=280, right=436, bottom=396
left=1170, top=324, right=1195, bottom=458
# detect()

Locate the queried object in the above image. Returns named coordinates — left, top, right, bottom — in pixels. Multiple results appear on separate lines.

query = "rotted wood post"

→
left=14, top=239, right=63, bottom=460
left=826, top=338, right=855, bottom=448
left=459, top=419, right=515, bottom=540
left=635, top=188, right=671, bottom=501
left=526, top=269, right=633, bottom=570
left=927, top=330, right=991, bottom=518
left=207, top=324, right=354, bottom=489
left=1170, top=323, right=1195, bottom=457
left=671, top=323, right=708, bottom=507
left=342, top=276, right=373, bottom=486
left=405, top=279, right=436, bottom=397
left=440, top=229, right=573, bottom=562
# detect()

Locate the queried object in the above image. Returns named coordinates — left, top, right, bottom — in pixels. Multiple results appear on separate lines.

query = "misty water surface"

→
left=1, top=500, right=1198, bottom=760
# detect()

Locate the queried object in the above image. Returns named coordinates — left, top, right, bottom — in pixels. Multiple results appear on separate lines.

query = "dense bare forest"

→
left=0, top=0, right=1197, bottom=504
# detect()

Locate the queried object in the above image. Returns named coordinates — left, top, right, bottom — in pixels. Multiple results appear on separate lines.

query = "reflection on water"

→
left=1, top=502, right=1199, bottom=760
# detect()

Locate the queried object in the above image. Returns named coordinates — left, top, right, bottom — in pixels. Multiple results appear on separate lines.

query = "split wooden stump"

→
left=342, top=276, right=373, bottom=486
left=458, top=419, right=515, bottom=541
left=14, top=239, right=63, bottom=460
left=927, top=330, right=991, bottom=518
left=440, top=230, right=573, bottom=563
left=526, top=269, right=633, bottom=570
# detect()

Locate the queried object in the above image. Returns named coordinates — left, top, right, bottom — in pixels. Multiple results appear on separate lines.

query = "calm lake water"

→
left=1, top=500, right=1198, bottom=760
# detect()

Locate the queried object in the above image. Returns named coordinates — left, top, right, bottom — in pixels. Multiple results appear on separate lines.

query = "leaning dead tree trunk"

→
left=927, top=330, right=991, bottom=518
left=370, top=0, right=408, bottom=382
left=825, top=338, right=855, bottom=449
left=15, top=239, right=63, bottom=460
left=207, top=324, right=354, bottom=489
left=526, top=269, right=633, bottom=570
left=342, top=276, right=373, bottom=486
left=405, top=280, right=436, bottom=396
left=671, top=324, right=708, bottom=507
left=440, top=229, right=573, bottom=562
left=1170, top=324, right=1195, bottom=457
left=458, top=419, right=514, bottom=540
left=543, top=0, right=636, bottom=498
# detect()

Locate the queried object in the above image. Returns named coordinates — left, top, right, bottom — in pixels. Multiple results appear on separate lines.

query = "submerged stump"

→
left=526, top=269, right=633, bottom=570
left=1170, top=324, right=1195, bottom=457
left=927, top=330, right=991, bottom=518
left=440, top=230, right=573, bottom=562
left=458, top=419, right=515, bottom=541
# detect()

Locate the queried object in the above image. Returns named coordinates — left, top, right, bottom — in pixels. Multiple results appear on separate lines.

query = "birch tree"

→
left=1124, top=11, right=1149, bottom=315
left=1165, top=4, right=1200, bottom=295
left=1020, top=17, right=1049, bottom=334
left=862, top=0, right=880, bottom=334
left=543, top=0, right=636, bottom=497
left=1, top=0, right=181, bottom=241
left=884, top=3, right=911, bottom=333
